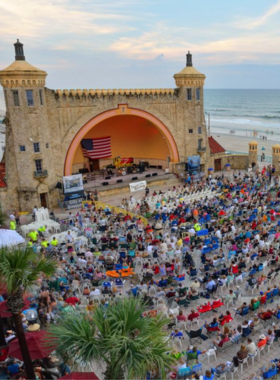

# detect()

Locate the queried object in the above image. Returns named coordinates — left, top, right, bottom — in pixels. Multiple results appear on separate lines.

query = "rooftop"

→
left=208, top=136, right=226, bottom=154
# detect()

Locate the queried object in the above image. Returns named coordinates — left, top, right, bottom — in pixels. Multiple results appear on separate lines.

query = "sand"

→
left=211, top=132, right=276, bottom=156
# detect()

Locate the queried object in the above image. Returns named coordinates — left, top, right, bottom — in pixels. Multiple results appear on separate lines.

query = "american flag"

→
left=81, top=137, right=112, bottom=159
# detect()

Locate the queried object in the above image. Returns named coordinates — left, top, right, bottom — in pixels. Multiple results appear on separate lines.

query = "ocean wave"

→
left=211, top=117, right=280, bottom=128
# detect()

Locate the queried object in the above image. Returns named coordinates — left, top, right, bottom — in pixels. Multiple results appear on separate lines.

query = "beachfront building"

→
left=0, top=41, right=211, bottom=211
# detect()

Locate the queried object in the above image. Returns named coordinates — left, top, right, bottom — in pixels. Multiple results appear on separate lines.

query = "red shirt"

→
left=187, top=312, right=199, bottom=321
left=177, top=314, right=187, bottom=321
left=65, top=297, right=79, bottom=306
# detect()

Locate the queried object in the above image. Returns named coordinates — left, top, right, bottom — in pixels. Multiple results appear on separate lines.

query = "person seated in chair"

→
left=234, top=302, right=248, bottom=315
left=212, top=333, right=229, bottom=348
left=258, top=308, right=273, bottom=320
left=187, top=309, right=200, bottom=322
left=204, top=317, right=218, bottom=330
left=210, top=363, right=231, bottom=376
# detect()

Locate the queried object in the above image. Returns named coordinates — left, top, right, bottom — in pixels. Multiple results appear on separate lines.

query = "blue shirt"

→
left=8, top=364, right=20, bottom=375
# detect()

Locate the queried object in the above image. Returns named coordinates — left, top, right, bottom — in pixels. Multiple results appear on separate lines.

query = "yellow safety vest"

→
left=50, top=239, right=58, bottom=246
left=41, top=241, right=48, bottom=248
left=10, top=220, right=16, bottom=230
left=194, top=223, right=201, bottom=231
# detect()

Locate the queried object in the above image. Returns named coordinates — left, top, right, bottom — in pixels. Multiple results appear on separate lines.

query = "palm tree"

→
left=48, top=297, right=175, bottom=380
left=0, top=247, right=56, bottom=380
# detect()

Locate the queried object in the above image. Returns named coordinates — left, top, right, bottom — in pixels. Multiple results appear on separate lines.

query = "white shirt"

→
left=90, top=289, right=100, bottom=296
left=65, top=234, right=74, bottom=243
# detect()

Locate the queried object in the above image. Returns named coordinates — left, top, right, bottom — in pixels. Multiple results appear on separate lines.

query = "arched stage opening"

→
left=64, top=106, right=179, bottom=176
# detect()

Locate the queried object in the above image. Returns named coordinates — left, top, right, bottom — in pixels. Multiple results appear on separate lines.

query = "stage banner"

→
left=129, top=180, right=146, bottom=193
left=63, top=174, right=84, bottom=194
left=187, top=155, right=201, bottom=173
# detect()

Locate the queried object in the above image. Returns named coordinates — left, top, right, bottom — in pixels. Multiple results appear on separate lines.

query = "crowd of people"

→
left=3, top=166, right=280, bottom=379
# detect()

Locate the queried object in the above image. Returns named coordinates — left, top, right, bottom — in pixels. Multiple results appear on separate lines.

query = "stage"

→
left=82, top=168, right=177, bottom=195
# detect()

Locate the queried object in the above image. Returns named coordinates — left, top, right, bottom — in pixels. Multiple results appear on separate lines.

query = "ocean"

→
left=204, top=89, right=280, bottom=140
left=0, top=89, right=280, bottom=138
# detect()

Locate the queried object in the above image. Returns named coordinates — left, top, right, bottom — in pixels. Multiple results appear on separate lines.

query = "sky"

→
left=0, top=0, right=280, bottom=89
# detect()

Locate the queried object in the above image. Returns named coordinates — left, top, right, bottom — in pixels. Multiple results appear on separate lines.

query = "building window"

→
left=26, top=90, right=34, bottom=106
left=198, top=126, right=202, bottom=134
left=12, top=91, right=20, bottom=106
left=39, top=89, right=44, bottom=106
left=187, top=88, right=192, bottom=101
left=33, top=142, right=40, bottom=153
left=35, top=159, right=42, bottom=172
left=19, top=145, right=26, bottom=152
left=198, top=139, right=203, bottom=149
left=189, top=129, right=193, bottom=134
left=46, top=143, right=49, bottom=148
left=196, top=88, right=200, bottom=100
left=4, top=90, right=8, bottom=107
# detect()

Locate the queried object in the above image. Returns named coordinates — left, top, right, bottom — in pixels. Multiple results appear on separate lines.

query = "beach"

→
left=211, top=131, right=276, bottom=160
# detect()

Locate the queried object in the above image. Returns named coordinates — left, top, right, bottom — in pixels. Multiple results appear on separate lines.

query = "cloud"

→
left=0, top=0, right=136, bottom=45
left=234, top=0, right=280, bottom=29
left=110, top=21, right=280, bottom=65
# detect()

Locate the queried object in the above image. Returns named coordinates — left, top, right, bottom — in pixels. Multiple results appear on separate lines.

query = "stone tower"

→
left=272, top=145, right=280, bottom=174
left=248, top=141, right=258, bottom=166
left=0, top=40, right=58, bottom=211
left=173, top=52, right=208, bottom=168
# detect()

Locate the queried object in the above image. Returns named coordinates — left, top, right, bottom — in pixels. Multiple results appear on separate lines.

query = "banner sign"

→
left=129, top=180, right=146, bottom=193
left=187, top=155, right=201, bottom=173
left=63, top=174, right=84, bottom=194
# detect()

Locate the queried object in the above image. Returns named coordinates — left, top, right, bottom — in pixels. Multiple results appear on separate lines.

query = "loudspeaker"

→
left=139, top=161, right=145, bottom=172
left=127, top=166, right=133, bottom=174
left=79, top=168, right=89, bottom=174
left=116, top=179, right=123, bottom=183
left=102, top=182, right=109, bottom=186
left=55, top=182, right=62, bottom=189
left=152, top=173, right=158, bottom=177
left=145, top=174, right=151, bottom=178
left=105, top=176, right=111, bottom=180
left=157, top=165, right=162, bottom=169
left=132, top=177, right=138, bottom=181
left=150, top=165, right=157, bottom=168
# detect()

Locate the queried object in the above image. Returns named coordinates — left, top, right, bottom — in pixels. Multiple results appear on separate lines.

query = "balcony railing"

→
left=34, top=170, right=48, bottom=178
left=197, top=146, right=206, bottom=152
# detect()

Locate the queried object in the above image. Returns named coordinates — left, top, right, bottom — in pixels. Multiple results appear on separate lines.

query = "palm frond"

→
left=48, top=298, right=176, bottom=379
left=0, top=247, right=56, bottom=294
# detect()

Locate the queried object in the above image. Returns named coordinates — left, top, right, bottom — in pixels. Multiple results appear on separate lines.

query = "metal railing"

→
left=197, top=147, right=206, bottom=152
left=34, top=169, right=48, bottom=178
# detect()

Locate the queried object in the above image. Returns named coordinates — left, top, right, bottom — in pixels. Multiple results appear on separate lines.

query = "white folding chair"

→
left=238, top=356, right=249, bottom=373
left=206, top=348, right=217, bottom=364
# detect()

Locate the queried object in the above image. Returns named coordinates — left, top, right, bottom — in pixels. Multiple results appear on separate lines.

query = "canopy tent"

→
left=0, top=228, right=25, bottom=248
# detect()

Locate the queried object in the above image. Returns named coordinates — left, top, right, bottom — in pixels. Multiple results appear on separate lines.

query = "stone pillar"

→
left=248, top=141, right=258, bottom=166
left=272, top=145, right=280, bottom=174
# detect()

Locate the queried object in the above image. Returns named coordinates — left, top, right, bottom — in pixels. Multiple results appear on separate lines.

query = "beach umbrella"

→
left=218, top=210, right=226, bottom=216
left=225, top=164, right=230, bottom=167
left=8, top=331, right=54, bottom=360
left=261, top=147, right=266, bottom=150
left=58, top=373, right=99, bottom=380
left=208, top=168, right=214, bottom=171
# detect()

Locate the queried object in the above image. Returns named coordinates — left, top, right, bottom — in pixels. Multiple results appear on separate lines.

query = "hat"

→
left=260, top=291, right=264, bottom=295
left=259, top=334, right=266, bottom=340
left=27, top=323, right=40, bottom=332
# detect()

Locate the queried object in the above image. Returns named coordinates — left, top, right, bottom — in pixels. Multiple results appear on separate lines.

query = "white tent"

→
left=0, top=229, right=25, bottom=248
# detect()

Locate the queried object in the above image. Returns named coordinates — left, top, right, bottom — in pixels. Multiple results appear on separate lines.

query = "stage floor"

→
left=83, top=168, right=168, bottom=191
